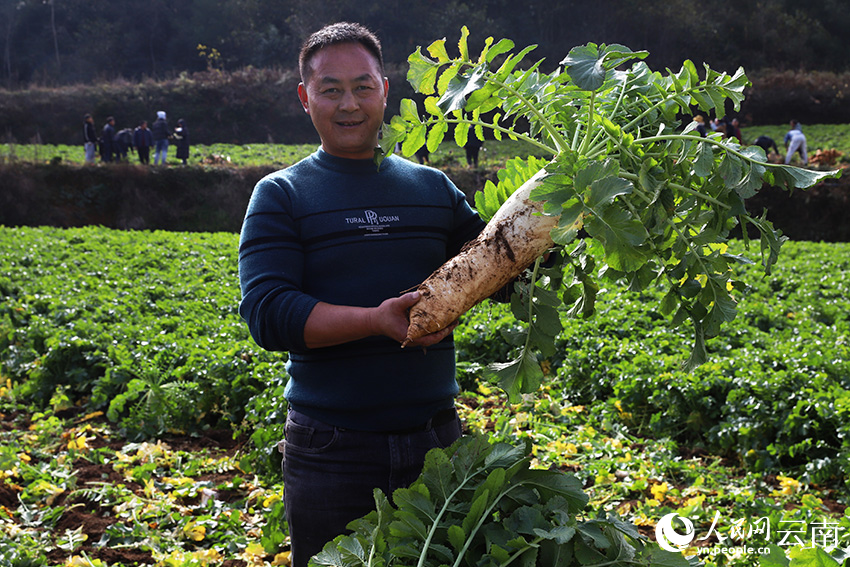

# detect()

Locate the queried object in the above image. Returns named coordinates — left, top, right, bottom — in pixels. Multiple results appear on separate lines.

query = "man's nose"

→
left=339, top=89, right=359, bottom=111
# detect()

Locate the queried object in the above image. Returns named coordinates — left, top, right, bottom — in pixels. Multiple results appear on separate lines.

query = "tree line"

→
left=2, top=0, right=849, bottom=88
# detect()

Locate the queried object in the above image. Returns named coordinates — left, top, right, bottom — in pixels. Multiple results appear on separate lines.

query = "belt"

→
left=387, top=407, right=457, bottom=435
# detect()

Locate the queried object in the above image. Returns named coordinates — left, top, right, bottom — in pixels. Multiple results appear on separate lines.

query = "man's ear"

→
left=382, top=77, right=389, bottom=108
left=297, top=83, right=310, bottom=114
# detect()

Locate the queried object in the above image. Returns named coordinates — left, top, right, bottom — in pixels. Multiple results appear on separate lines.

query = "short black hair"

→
left=299, top=22, right=383, bottom=82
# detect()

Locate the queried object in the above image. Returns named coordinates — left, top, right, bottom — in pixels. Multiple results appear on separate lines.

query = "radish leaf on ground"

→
left=311, top=435, right=689, bottom=567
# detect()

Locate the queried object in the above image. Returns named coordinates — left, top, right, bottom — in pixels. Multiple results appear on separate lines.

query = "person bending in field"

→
left=753, top=135, right=779, bottom=161
left=753, top=135, right=778, bottom=154
left=238, top=22, right=505, bottom=567
left=784, top=119, right=808, bottom=165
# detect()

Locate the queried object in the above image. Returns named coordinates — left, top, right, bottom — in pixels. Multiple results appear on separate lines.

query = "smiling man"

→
left=296, top=40, right=387, bottom=160
left=238, top=22, right=490, bottom=567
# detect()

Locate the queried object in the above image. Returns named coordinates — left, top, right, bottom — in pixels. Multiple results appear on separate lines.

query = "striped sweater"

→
left=238, top=150, right=484, bottom=430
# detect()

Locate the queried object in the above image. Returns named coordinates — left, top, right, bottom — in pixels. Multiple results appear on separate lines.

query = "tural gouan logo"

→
left=344, top=210, right=401, bottom=237
left=655, top=513, right=696, bottom=552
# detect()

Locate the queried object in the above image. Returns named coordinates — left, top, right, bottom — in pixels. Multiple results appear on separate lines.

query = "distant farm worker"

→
left=238, top=22, right=513, bottom=567
left=151, top=110, right=171, bottom=165
left=83, top=113, right=98, bottom=164
left=753, top=135, right=779, bottom=157
left=133, top=120, right=154, bottom=164
left=113, top=127, right=133, bottom=162
left=726, top=117, right=743, bottom=142
left=692, top=115, right=707, bottom=137
left=415, top=143, right=430, bottom=164
left=464, top=134, right=483, bottom=166
left=173, top=118, right=190, bottom=165
left=784, top=119, right=808, bottom=165
left=100, top=116, right=116, bottom=162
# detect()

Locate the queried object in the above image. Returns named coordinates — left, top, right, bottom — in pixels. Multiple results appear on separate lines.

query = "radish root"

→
left=403, top=167, right=558, bottom=346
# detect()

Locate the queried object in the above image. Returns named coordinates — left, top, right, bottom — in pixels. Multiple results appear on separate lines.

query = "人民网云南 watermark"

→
left=654, top=512, right=846, bottom=556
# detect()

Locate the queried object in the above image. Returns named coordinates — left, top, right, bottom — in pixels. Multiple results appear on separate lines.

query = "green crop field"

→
left=0, top=138, right=549, bottom=169
left=1, top=226, right=849, bottom=566
left=2, top=124, right=848, bottom=169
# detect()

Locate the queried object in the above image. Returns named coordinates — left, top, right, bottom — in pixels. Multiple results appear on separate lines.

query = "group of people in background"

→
left=691, top=115, right=744, bottom=141
left=691, top=114, right=809, bottom=166
left=83, top=111, right=190, bottom=165
left=750, top=119, right=808, bottom=166
left=409, top=137, right=484, bottom=167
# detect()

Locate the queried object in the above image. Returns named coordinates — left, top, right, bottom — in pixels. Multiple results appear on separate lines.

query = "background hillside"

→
left=2, top=57, right=850, bottom=147
left=2, top=0, right=850, bottom=146
left=1, top=0, right=847, bottom=244
left=3, top=0, right=849, bottom=87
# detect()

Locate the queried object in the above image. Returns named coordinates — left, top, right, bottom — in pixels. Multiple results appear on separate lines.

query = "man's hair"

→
left=299, top=22, right=383, bottom=82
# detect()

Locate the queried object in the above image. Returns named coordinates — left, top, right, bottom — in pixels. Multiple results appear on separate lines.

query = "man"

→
left=133, top=121, right=154, bottom=164
left=238, top=22, right=486, bottom=567
left=753, top=135, right=779, bottom=157
left=174, top=119, right=190, bottom=165
left=784, top=119, right=808, bottom=165
left=151, top=110, right=171, bottom=165
left=692, top=115, right=707, bottom=137
left=465, top=135, right=483, bottom=167
left=726, top=117, right=743, bottom=143
left=100, top=116, right=116, bottom=162
left=83, top=113, right=98, bottom=164
left=114, top=127, right=133, bottom=162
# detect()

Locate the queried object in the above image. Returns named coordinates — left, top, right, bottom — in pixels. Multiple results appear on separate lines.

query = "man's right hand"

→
left=303, top=291, right=457, bottom=350
left=371, top=291, right=458, bottom=348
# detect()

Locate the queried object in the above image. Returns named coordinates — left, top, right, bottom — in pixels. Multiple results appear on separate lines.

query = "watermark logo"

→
left=655, top=513, right=696, bottom=552
left=653, top=511, right=846, bottom=558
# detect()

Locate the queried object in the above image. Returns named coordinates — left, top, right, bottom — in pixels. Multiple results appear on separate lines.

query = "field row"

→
left=2, top=124, right=848, bottom=168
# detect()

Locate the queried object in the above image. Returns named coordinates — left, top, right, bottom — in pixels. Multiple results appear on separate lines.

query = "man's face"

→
left=298, top=43, right=388, bottom=160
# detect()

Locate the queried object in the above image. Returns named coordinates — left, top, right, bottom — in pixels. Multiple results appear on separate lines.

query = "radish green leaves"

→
left=381, top=28, right=841, bottom=402
left=311, top=435, right=691, bottom=567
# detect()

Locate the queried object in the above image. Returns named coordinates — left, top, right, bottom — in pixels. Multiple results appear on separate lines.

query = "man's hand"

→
left=371, top=291, right=458, bottom=347
left=303, top=292, right=458, bottom=350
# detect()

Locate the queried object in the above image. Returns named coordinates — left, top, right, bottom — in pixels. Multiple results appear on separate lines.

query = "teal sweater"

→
left=238, top=150, right=484, bottom=430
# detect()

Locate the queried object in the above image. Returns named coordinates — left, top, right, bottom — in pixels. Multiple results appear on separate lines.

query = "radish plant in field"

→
left=312, top=435, right=693, bottom=567
left=379, top=28, right=840, bottom=401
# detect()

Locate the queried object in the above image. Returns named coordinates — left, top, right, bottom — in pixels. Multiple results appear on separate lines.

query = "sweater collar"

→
left=313, top=148, right=393, bottom=174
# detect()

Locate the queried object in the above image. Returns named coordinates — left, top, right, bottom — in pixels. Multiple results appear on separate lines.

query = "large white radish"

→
left=403, top=167, right=559, bottom=346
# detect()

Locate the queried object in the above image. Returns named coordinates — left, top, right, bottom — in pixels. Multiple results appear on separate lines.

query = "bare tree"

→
left=48, top=0, right=59, bottom=69
left=0, top=0, right=16, bottom=82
